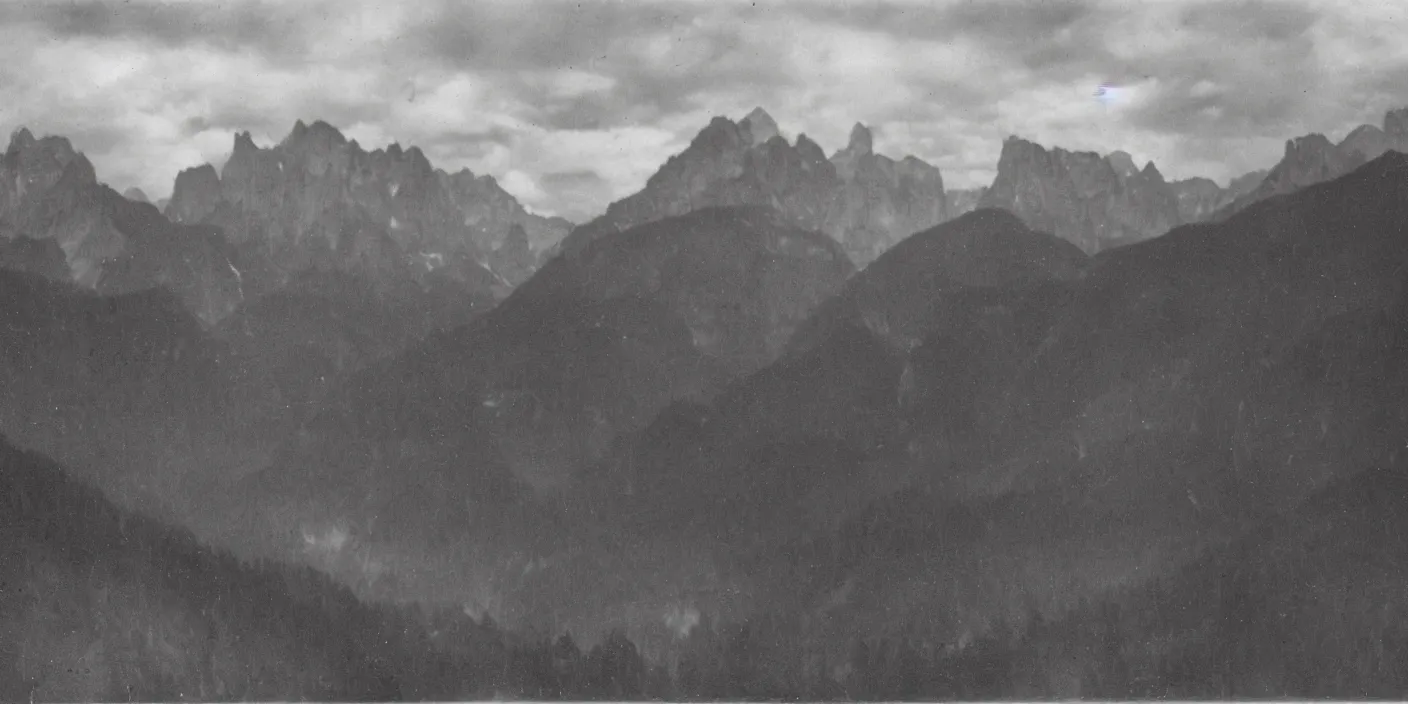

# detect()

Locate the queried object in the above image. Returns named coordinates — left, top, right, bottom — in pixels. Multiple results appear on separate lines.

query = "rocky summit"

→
left=978, top=136, right=1182, bottom=254
left=0, top=128, right=242, bottom=324
left=165, top=120, right=571, bottom=297
left=561, top=109, right=948, bottom=266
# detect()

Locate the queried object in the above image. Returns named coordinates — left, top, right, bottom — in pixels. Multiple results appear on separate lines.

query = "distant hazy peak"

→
left=165, top=163, right=221, bottom=223
left=282, top=118, right=350, bottom=150
left=7, top=126, right=35, bottom=150
left=793, top=133, right=827, bottom=161
left=1106, top=150, right=1138, bottom=179
left=1343, top=123, right=1385, bottom=141
left=1228, top=168, right=1268, bottom=192
left=847, top=123, right=874, bottom=156
left=1385, top=106, right=1408, bottom=138
left=232, top=130, right=259, bottom=155
left=742, top=106, right=780, bottom=146
left=1286, top=132, right=1335, bottom=154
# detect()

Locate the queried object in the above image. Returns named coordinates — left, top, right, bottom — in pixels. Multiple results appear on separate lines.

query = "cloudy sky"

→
left=2, top=0, right=1406, bottom=223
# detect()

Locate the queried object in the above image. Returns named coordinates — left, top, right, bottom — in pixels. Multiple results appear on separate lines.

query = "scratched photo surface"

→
left=3, top=0, right=1408, bottom=701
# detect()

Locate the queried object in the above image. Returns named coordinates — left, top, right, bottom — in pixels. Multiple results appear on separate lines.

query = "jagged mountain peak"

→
left=982, top=134, right=1180, bottom=252
left=691, top=115, right=749, bottom=153
left=0, top=130, right=243, bottom=323
left=1214, top=105, right=1408, bottom=220
left=4, top=127, right=79, bottom=167
left=166, top=117, right=570, bottom=301
left=231, top=130, right=260, bottom=156
left=569, top=110, right=949, bottom=266
left=282, top=118, right=349, bottom=149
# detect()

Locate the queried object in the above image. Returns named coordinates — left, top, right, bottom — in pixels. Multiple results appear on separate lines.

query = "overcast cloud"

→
left=2, top=0, right=1406, bottom=223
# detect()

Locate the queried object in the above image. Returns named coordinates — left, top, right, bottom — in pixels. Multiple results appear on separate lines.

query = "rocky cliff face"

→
left=826, top=124, right=949, bottom=265
left=165, top=120, right=570, bottom=295
left=0, top=128, right=242, bottom=323
left=978, top=137, right=1181, bottom=253
left=1216, top=107, right=1408, bottom=219
left=563, top=109, right=948, bottom=266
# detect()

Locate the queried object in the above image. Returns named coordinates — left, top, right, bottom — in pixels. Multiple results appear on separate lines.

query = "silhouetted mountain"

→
left=562, top=109, right=947, bottom=265
left=226, top=206, right=853, bottom=629
left=165, top=120, right=569, bottom=299
left=0, top=435, right=401, bottom=701
left=0, top=434, right=648, bottom=702
left=989, top=456, right=1408, bottom=699
left=788, top=208, right=1087, bottom=355
left=121, top=186, right=150, bottom=203
left=0, top=269, right=318, bottom=533
left=1215, top=107, right=1408, bottom=219
left=213, top=267, right=496, bottom=412
left=978, top=136, right=1181, bottom=253
left=552, top=209, right=1086, bottom=651
left=0, top=128, right=243, bottom=323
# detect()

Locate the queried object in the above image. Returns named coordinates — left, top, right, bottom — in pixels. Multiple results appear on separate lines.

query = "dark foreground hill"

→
left=0, top=434, right=693, bottom=702
left=221, top=206, right=853, bottom=629
left=567, top=151, right=1408, bottom=678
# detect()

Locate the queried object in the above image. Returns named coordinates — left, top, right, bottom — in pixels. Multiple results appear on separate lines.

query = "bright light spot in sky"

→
left=1094, top=82, right=1131, bottom=107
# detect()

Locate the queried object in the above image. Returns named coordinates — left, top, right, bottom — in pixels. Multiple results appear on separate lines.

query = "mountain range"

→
left=6, top=102, right=1408, bottom=700
left=166, top=120, right=571, bottom=297
left=1213, top=107, right=1408, bottom=219
left=1, top=129, right=243, bottom=324
left=562, top=109, right=949, bottom=266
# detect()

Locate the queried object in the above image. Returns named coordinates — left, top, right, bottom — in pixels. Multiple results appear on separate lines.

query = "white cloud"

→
left=4, top=0, right=1408, bottom=217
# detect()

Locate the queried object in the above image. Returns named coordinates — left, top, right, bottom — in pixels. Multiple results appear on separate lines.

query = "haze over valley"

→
left=4, top=0, right=1408, bottom=700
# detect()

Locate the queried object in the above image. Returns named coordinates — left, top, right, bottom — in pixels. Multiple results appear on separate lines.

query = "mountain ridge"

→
left=560, top=108, right=948, bottom=266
